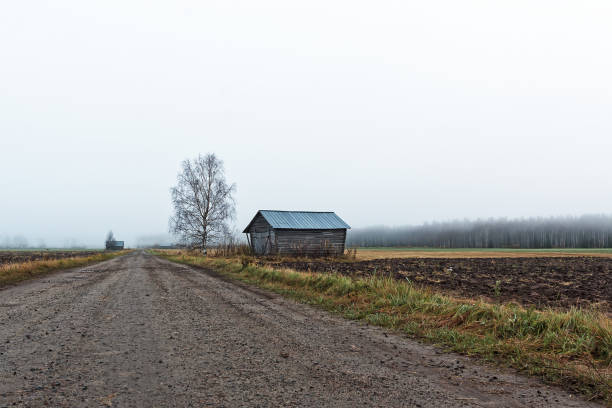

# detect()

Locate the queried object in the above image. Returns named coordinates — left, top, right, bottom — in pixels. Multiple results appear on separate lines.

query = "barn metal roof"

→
left=243, top=210, right=351, bottom=232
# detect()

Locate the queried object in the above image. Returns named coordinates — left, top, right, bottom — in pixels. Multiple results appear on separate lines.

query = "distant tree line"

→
left=0, top=235, right=30, bottom=249
left=347, top=215, right=612, bottom=248
left=0, top=235, right=86, bottom=249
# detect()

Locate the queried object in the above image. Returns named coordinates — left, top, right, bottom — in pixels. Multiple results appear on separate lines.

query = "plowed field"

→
left=0, top=250, right=100, bottom=266
left=264, top=257, right=612, bottom=311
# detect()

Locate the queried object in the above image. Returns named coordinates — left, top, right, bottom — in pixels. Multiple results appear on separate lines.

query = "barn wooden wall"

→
left=274, top=229, right=346, bottom=256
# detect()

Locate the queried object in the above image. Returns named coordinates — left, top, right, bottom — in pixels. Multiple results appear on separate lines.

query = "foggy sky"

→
left=1, top=1, right=612, bottom=247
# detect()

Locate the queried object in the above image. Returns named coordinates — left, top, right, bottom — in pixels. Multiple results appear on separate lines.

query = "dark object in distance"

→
left=105, top=240, right=124, bottom=250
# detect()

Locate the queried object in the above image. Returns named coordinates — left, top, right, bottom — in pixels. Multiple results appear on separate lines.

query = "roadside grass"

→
left=154, top=250, right=612, bottom=403
left=0, top=251, right=131, bottom=288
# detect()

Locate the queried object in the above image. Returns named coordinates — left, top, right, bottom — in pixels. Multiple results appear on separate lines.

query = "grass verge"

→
left=0, top=251, right=131, bottom=288
left=154, top=251, right=612, bottom=404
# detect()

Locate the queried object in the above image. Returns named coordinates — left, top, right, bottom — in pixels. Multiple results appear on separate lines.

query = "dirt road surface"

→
left=0, top=251, right=601, bottom=407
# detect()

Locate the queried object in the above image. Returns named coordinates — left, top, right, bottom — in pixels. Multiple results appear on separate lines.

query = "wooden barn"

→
left=243, top=210, right=351, bottom=256
left=105, top=240, right=124, bottom=250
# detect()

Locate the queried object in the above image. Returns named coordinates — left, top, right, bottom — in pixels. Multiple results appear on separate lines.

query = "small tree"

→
left=105, top=230, right=115, bottom=250
left=169, top=153, right=236, bottom=253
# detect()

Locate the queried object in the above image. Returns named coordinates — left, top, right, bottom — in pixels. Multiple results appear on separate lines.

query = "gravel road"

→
left=0, top=251, right=601, bottom=407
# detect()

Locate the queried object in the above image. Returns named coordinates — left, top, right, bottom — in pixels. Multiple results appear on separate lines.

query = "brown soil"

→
left=355, top=249, right=612, bottom=260
left=0, top=250, right=100, bottom=265
left=263, top=257, right=612, bottom=311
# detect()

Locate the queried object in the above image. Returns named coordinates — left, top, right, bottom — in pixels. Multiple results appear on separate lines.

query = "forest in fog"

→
left=347, top=215, right=612, bottom=249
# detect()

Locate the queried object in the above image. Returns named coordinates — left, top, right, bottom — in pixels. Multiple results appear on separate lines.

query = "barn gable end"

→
left=245, top=212, right=275, bottom=255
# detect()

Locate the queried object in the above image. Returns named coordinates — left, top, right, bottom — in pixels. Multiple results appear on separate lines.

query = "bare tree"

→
left=105, top=230, right=115, bottom=250
left=169, top=153, right=236, bottom=253
left=13, top=235, right=29, bottom=249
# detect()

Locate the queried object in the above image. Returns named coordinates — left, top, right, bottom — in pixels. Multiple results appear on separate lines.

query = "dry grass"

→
left=155, top=250, right=612, bottom=403
left=151, top=247, right=612, bottom=261
left=0, top=251, right=130, bottom=287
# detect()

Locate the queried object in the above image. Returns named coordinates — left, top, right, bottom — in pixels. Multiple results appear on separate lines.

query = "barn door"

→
left=252, top=232, right=267, bottom=254
left=252, top=230, right=275, bottom=255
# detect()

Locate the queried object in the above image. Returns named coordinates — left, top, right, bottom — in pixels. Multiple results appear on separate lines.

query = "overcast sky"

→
left=1, top=1, right=611, bottom=247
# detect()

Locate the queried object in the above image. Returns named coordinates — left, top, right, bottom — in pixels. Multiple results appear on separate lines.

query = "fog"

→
left=348, top=215, right=612, bottom=249
left=1, top=1, right=612, bottom=247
